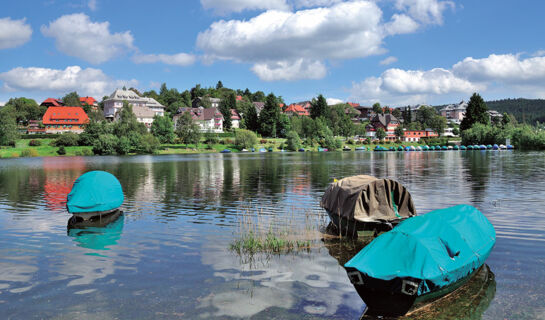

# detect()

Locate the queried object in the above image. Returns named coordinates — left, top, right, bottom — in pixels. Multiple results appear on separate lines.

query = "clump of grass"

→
left=20, top=149, right=39, bottom=157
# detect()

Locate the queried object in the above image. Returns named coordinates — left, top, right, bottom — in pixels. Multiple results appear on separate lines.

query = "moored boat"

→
left=67, top=171, right=124, bottom=221
left=479, top=145, right=487, bottom=150
left=453, top=145, right=459, bottom=150
left=220, top=149, right=231, bottom=153
left=355, top=146, right=366, bottom=151
left=345, top=204, right=495, bottom=317
left=321, top=175, right=416, bottom=236
left=492, top=144, right=499, bottom=150
left=259, top=148, right=267, bottom=152
left=298, top=148, right=306, bottom=152
left=343, top=146, right=352, bottom=151
left=460, top=145, right=467, bottom=150
left=398, top=146, right=404, bottom=151
left=507, top=144, right=514, bottom=150
left=499, top=144, right=507, bottom=150
left=448, top=145, right=453, bottom=150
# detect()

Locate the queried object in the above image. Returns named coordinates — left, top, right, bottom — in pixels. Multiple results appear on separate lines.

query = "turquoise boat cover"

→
left=345, top=205, right=495, bottom=293
left=67, top=171, right=124, bottom=213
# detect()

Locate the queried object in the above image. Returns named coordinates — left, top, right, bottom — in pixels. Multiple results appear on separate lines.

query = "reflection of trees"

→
left=462, top=152, right=491, bottom=203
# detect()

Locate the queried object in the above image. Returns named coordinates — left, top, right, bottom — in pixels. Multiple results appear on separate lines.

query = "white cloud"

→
left=88, top=0, right=98, bottom=11
left=0, top=17, right=33, bottom=50
left=0, top=66, right=137, bottom=98
left=452, top=54, right=545, bottom=84
left=384, top=13, right=419, bottom=35
left=251, top=59, right=326, bottom=81
left=532, top=50, right=545, bottom=57
left=132, top=53, right=196, bottom=66
left=394, top=0, right=454, bottom=25
left=200, top=0, right=290, bottom=15
left=198, top=1, right=385, bottom=80
left=41, top=13, right=134, bottom=64
left=326, top=97, right=344, bottom=105
left=380, top=56, right=398, bottom=65
left=292, top=0, right=344, bottom=8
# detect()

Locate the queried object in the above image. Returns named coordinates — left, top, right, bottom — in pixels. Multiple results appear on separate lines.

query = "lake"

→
left=0, top=151, right=544, bottom=319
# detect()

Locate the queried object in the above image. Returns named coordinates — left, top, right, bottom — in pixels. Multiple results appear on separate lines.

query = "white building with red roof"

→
left=42, top=106, right=89, bottom=134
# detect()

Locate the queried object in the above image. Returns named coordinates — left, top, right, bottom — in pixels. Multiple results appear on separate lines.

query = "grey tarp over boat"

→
left=321, top=175, right=416, bottom=222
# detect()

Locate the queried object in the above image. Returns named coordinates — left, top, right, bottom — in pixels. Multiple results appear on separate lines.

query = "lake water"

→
left=0, top=151, right=544, bottom=319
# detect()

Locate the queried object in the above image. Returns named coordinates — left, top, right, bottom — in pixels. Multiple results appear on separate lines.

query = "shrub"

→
left=224, top=138, right=234, bottom=145
left=362, top=139, right=369, bottom=145
left=395, top=139, right=402, bottom=144
left=74, top=150, right=83, bottom=156
left=28, top=139, right=41, bottom=146
left=21, top=149, right=38, bottom=157
left=57, top=146, right=66, bottom=155
left=384, top=140, right=391, bottom=144
left=82, top=148, right=94, bottom=156
left=260, top=139, right=267, bottom=144
left=286, top=131, right=302, bottom=151
left=204, top=135, right=219, bottom=145
left=93, top=134, right=118, bottom=155
left=346, top=139, right=355, bottom=145
left=116, top=136, right=132, bottom=155
left=235, top=129, right=258, bottom=150
left=54, top=132, right=80, bottom=146
left=137, top=133, right=160, bottom=154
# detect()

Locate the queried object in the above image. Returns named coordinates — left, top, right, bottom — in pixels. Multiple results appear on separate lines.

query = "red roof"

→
left=80, top=96, right=97, bottom=106
left=236, top=95, right=243, bottom=101
left=285, top=104, right=310, bottom=116
left=347, top=102, right=360, bottom=108
left=42, top=106, right=89, bottom=125
left=230, top=109, right=241, bottom=120
left=41, top=98, right=63, bottom=107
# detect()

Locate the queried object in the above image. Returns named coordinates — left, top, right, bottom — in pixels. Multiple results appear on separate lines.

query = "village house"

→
left=173, top=107, right=224, bottom=133
left=230, top=109, right=241, bottom=129
left=42, top=106, right=89, bottom=134
left=192, top=97, right=221, bottom=109
left=284, top=103, right=310, bottom=116
left=440, top=101, right=467, bottom=124
left=402, top=130, right=439, bottom=142
left=103, top=89, right=165, bottom=121
left=26, top=120, right=45, bottom=134
left=252, top=101, right=265, bottom=115
left=40, top=98, right=63, bottom=108
left=366, top=114, right=401, bottom=140
left=114, top=105, right=156, bottom=128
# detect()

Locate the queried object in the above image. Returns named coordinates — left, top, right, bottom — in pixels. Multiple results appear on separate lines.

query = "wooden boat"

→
left=67, top=171, right=124, bottom=221
left=345, top=204, right=496, bottom=317
left=321, top=175, right=416, bottom=236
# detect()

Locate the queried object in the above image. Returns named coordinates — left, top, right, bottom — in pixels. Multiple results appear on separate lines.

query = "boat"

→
left=374, top=146, right=388, bottom=152
left=467, top=145, right=474, bottom=150
left=251, top=148, right=255, bottom=152
left=416, top=146, right=423, bottom=151
left=397, top=146, right=404, bottom=151
left=479, top=145, right=487, bottom=150
left=318, top=147, right=328, bottom=152
left=66, top=171, right=124, bottom=221
left=259, top=148, right=267, bottom=152
left=422, top=145, right=429, bottom=151
left=241, top=148, right=249, bottom=152
left=486, top=144, right=493, bottom=150
left=409, top=146, right=416, bottom=151
left=343, top=146, right=352, bottom=151
left=220, top=149, right=231, bottom=153
left=448, top=145, right=453, bottom=150
left=345, top=204, right=496, bottom=317
left=492, top=144, right=499, bottom=150
left=355, top=146, right=366, bottom=151
left=268, top=147, right=273, bottom=152
left=321, top=175, right=416, bottom=236
left=441, top=146, right=448, bottom=151
left=499, top=144, right=507, bottom=150
left=389, top=147, right=396, bottom=151
left=460, top=145, right=467, bottom=150
left=507, top=144, right=514, bottom=150
left=298, top=148, right=305, bottom=152
left=453, top=145, right=459, bottom=150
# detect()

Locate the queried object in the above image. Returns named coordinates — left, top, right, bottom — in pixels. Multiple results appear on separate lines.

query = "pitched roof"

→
left=284, top=104, right=309, bottom=116
left=42, top=106, right=89, bottom=125
left=347, top=102, right=360, bottom=108
left=230, top=109, right=241, bottom=120
left=41, top=98, right=63, bottom=106
left=79, top=96, right=97, bottom=105
left=371, top=114, right=400, bottom=127
left=177, top=107, right=223, bottom=121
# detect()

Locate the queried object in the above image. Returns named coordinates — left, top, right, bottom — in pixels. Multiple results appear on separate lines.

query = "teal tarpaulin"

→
left=345, top=205, right=495, bottom=294
left=66, top=171, right=124, bottom=213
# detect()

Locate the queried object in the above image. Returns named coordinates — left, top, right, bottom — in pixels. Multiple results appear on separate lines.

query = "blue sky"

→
left=1, top=0, right=544, bottom=107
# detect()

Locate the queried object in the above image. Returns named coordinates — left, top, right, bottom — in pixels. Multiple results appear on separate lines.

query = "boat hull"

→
left=326, top=210, right=405, bottom=236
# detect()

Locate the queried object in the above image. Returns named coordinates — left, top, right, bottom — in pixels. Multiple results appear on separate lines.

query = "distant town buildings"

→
left=174, top=107, right=224, bottom=133
left=402, top=130, right=439, bottom=142
left=440, top=101, right=467, bottom=124
left=366, top=114, right=401, bottom=140
left=103, top=89, right=165, bottom=121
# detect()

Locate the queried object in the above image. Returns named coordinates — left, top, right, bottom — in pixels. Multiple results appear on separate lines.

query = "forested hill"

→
left=485, top=98, right=545, bottom=124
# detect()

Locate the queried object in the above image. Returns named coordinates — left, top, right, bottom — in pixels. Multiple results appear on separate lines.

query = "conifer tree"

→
left=460, top=93, right=490, bottom=131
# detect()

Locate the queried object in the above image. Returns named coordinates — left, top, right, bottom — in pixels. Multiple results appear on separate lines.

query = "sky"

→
left=1, top=0, right=545, bottom=107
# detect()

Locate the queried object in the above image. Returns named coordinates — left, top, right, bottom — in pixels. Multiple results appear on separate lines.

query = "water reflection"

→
left=67, top=211, right=124, bottom=251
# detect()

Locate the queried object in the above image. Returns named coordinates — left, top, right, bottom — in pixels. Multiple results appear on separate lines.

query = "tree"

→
left=4, top=97, right=45, bottom=125
left=376, top=127, right=386, bottom=141
left=416, top=106, right=437, bottom=127
left=286, top=131, right=302, bottom=151
left=219, top=93, right=236, bottom=130
left=0, top=106, right=19, bottom=146
left=394, top=126, right=404, bottom=139
left=372, top=102, right=382, bottom=115
left=430, top=115, right=447, bottom=136
left=79, top=120, right=112, bottom=146
left=392, top=108, right=401, bottom=119
left=62, top=91, right=81, bottom=107
left=234, top=129, right=257, bottom=149
left=113, top=101, right=147, bottom=137
left=216, top=81, right=223, bottom=89
left=244, top=103, right=259, bottom=132
left=310, top=94, right=328, bottom=119
left=93, top=134, right=118, bottom=155
left=259, top=93, right=281, bottom=137
left=277, top=114, right=291, bottom=138
left=452, top=127, right=460, bottom=136
left=176, top=112, right=201, bottom=146
left=460, top=93, right=490, bottom=131
left=54, top=132, right=80, bottom=146
left=151, top=115, right=176, bottom=143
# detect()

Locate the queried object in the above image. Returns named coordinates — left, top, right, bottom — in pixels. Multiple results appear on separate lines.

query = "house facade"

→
left=366, top=114, right=401, bottom=140
left=403, top=130, right=439, bottom=142
left=40, top=98, right=63, bottom=108
left=231, top=109, right=241, bottom=129
left=440, top=101, right=467, bottom=124
left=42, top=106, right=89, bottom=134
left=192, top=97, right=221, bottom=109
left=103, top=89, right=165, bottom=121
left=174, top=107, right=224, bottom=133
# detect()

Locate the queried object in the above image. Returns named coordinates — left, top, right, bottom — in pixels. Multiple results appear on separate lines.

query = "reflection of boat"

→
left=321, top=175, right=416, bottom=236
left=345, top=205, right=496, bottom=317
left=67, top=171, right=124, bottom=220
left=67, top=211, right=124, bottom=250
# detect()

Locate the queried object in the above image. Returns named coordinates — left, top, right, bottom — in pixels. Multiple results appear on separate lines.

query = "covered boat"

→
left=321, top=175, right=416, bottom=236
left=345, top=204, right=496, bottom=317
left=220, top=149, right=231, bottom=153
left=453, top=145, right=459, bottom=150
left=397, top=146, right=404, bottom=151
left=355, top=146, right=366, bottom=151
left=460, top=145, right=467, bottom=150
left=298, top=148, right=306, bottom=152
left=67, top=171, right=124, bottom=220
left=343, top=146, right=352, bottom=151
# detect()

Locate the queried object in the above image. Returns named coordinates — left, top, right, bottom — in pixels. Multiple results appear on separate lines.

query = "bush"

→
left=137, top=134, right=160, bottom=154
left=54, top=132, right=80, bottom=146
left=204, top=135, right=219, bottom=145
left=384, top=140, right=391, bottom=144
left=28, top=139, right=41, bottom=146
left=57, top=146, right=66, bottom=155
left=74, top=150, right=83, bottom=156
left=362, top=139, right=369, bottom=145
left=395, top=139, right=402, bottom=144
left=21, top=134, right=60, bottom=139
left=286, top=131, right=302, bottom=151
left=21, top=149, right=38, bottom=157
left=235, top=129, right=258, bottom=150
left=224, top=138, right=234, bottom=145
left=346, top=139, right=355, bottom=145
left=93, top=134, right=118, bottom=155
left=260, top=139, right=267, bottom=144
left=82, top=148, right=94, bottom=156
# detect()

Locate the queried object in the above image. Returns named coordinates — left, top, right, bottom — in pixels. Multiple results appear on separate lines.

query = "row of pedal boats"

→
left=66, top=171, right=496, bottom=318
left=372, top=143, right=513, bottom=151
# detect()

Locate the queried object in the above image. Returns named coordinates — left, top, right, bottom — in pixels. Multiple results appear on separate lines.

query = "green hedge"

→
left=21, top=134, right=61, bottom=139
left=202, top=132, right=235, bottom=138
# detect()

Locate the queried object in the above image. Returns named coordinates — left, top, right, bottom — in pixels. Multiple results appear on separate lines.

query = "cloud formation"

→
left=0, top=65, right=137, bottom=97
left=200, top=0, right=289, bottom=15
left=41, top=13, right=134, bottom=64
left=132, top=53, right=197, bottom=66
left=380, top=56, right=398, bottom=65
left=349, top=53, right=545, bottom=105
left=0, top=17, right=32, bottom=50
left=394, top=0, right=454, bottom=25
left=251, top=59, right=326, bottom=81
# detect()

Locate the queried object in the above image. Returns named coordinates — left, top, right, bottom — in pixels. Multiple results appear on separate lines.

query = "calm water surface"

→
left=0, top=151, right=544, bottom=319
